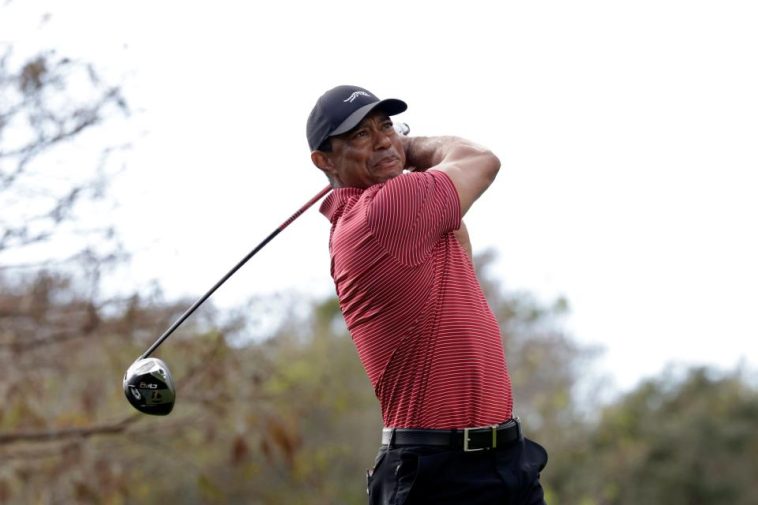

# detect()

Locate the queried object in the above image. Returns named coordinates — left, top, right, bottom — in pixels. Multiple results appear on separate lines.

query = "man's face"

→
left=321, top=111, right=406, bottom=189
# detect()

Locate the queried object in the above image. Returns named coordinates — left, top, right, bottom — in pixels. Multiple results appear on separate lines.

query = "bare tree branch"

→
left=0, top=441, right=81, bottom=461
left=0, top=50, right=129, bottom=258
left=0, top=415, right=140, bottom=445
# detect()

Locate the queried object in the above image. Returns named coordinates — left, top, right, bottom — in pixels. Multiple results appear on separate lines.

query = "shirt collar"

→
left=319, top=187, right=364, bottom=223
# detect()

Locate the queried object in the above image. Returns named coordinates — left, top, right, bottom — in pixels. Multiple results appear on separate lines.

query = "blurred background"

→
left=1, top=1, right=757, bottom=503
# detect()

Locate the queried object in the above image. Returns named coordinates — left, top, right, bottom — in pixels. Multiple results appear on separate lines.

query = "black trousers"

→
left=366, top=436, right=548, bottom=505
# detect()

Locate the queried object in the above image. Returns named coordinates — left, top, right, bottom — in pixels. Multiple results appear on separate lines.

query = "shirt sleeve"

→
left=366, top=171, right=461, bottom=266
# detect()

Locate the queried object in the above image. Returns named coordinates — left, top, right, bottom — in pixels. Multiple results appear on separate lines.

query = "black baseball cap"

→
left=306, top=85, right=407, bottom=151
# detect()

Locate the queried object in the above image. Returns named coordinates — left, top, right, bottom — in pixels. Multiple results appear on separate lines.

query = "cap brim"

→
left=331, top=98, right=407, bottom=137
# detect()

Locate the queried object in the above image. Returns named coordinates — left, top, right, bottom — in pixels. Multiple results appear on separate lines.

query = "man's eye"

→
left=353, top=130, right=369, bottom=138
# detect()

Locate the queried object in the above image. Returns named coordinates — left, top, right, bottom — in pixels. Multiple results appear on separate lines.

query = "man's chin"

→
left=383, top=160, right=405, bottom=174
left=378, top=168, right=404, bottom=183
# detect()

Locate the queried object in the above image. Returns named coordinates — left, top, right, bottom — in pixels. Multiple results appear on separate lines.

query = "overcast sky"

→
left=4, top=0, right=758, bottom=393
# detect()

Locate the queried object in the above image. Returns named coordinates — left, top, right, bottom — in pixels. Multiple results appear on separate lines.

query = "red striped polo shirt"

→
left=320, top=170, right=513, bottom=429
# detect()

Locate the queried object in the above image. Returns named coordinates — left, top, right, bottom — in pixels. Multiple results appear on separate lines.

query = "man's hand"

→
left=402, top=136, right=500, bottom=216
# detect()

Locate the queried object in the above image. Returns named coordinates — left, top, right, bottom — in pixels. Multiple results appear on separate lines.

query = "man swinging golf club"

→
left=307, top=85, right=549, bottom=504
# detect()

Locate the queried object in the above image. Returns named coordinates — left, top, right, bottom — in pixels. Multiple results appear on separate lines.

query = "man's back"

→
left=321, top=170, right=512, bottom=429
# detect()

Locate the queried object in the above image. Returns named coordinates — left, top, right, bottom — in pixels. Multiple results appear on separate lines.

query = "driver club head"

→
left=123, top=357, right=176, bottom=416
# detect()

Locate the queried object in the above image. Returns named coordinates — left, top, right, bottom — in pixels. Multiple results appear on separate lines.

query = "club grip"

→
left=394, top=122, right=410, bottom=136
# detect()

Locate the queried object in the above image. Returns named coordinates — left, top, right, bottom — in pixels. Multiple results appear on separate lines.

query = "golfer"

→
left=307, top=85, right=548, bottom=504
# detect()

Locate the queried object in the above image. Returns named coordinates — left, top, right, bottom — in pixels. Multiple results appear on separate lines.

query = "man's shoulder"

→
left=369, top=171, right=456, bottom=207
left=371, top=171, right=447, bottom=197
left=329, top=171, right=455, bottom=223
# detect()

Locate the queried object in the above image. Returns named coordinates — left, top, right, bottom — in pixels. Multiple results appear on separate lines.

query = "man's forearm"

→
left=402, top=135, right=499, bottom=177
left=401, top=134, right=500, bottom=217
left=402, top=136, right=465, bottom=171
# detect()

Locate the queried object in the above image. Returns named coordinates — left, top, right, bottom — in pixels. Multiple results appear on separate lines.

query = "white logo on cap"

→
left=344, top=91, right=371, bottom=103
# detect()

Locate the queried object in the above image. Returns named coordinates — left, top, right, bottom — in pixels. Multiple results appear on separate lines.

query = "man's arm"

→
left=402, top=135, right=500, bottom=216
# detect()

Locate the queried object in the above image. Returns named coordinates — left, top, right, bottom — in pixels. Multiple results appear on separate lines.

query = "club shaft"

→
left=140, top=184, right=332, bottom=359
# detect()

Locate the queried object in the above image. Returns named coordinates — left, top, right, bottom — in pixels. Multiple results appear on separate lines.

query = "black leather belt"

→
left=381, top=418, right=521, bottom=452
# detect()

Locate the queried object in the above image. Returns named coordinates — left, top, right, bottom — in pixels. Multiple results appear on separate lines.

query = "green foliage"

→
left=567, top=367, right=758, bottom=505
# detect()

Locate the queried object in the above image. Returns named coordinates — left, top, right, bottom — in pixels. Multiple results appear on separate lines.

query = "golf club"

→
left=123, top=122, right=409, bottom=415
left=123, top=357, right=176, bottom=415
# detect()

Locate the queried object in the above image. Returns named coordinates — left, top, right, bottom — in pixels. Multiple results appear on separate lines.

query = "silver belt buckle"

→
left=463, top=425, right=498, bottom=452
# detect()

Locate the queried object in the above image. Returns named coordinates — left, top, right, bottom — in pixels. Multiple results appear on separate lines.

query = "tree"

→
left=0, top=46, right=128, bottom=271
left=564, top=367, right=758, bottom=505
left=0, top=20, right=136, bottom=504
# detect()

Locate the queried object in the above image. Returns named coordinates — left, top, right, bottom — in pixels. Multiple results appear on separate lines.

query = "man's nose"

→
left=373, top=129, right=392, bottom=150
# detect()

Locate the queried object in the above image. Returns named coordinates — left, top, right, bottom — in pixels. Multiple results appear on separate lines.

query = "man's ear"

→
left=311, top=151, right=335, bottom=177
